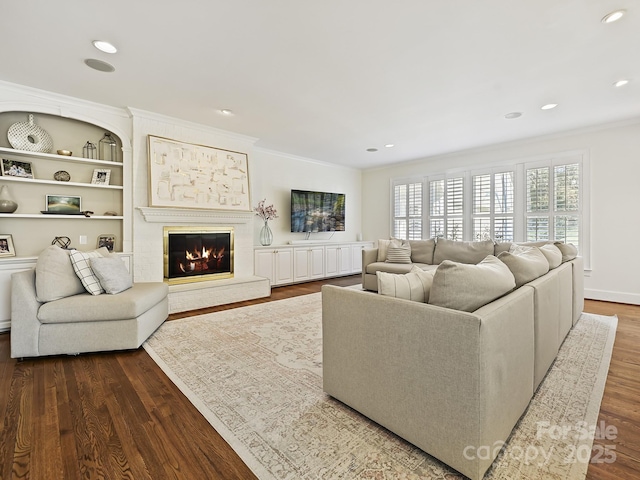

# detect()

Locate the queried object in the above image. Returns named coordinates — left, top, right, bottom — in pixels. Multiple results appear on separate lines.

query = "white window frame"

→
left=389, top=150, right=590, bottom=269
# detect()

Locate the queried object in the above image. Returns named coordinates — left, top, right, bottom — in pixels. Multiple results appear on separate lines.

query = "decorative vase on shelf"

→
left=0, top=185, right=18, bottom=213
left=260, top=221, right=273, bottom=246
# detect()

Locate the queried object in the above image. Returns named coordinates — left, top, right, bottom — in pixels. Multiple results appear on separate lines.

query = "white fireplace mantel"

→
left=137, top=207, right=254, bottom=224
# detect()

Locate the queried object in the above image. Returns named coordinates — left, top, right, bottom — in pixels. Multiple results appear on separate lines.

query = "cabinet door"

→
left=274, top=249, right=293, bottom=285
left=351, top=244, right=364, bottom=273
left=293, top=248, right=311, bottom=282
left=309, top=246, right=325, bottom=279
left=325, top=246, right=339, bottom=277
left=338, top=246, right=352, bottom=274
left=254, top=249, right=275, bottom=284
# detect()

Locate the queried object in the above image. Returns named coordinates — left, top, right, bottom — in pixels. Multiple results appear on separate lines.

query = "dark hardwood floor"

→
left=0, top=275, right=638, bottom=479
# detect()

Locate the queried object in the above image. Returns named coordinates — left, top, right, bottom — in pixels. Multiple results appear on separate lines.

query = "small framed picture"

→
left=45, top=194, right=82, bottom=214
left=97, top=234, right=116, bottom=252
left=0, top=234, right=16, bottom=257
left=1, top=158, right=34, bottom=179
left=91, top=168, right=111, bottom=185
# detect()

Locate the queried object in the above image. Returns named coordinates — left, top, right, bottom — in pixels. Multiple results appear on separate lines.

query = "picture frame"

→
left=45, top=194, right=82, bottom=214
left=91, top=168, right=111, bottom=185
left=147, top=135, right=251, bottom=211
left=97, top=234, right=116, bottom=252
left=0, top=234, right=16, bottom=257
left=1, top=158, right=34, bottom=179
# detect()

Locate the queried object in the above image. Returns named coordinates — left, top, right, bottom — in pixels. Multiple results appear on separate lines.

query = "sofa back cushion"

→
left=377, top=266, right=434, bottom=303
left=539, top=243, right=563, bottom=269
left=428, top=255, right=516, bottom=312
left=555, top=242, right=578, bottom=262
left=408, top=238, right=436, bottom=264
left=433, top=238, right=495, bottom=264
left=498, top=247, right=550, bottom=288
left=35, top=245, right=85, bottom=302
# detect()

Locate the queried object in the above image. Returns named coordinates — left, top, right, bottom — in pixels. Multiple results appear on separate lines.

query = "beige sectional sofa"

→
left=322, top=237, right=584, bottom=480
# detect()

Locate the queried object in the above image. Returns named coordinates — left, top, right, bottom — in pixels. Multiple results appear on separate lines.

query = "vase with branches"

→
left=254, top=199, right=278, bottom=246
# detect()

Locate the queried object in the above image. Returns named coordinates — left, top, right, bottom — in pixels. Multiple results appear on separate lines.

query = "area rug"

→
left=143, top=293, right=617, bottom=479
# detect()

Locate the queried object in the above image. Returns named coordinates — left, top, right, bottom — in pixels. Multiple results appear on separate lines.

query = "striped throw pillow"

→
left=385, top=244, right=412, bottom=264
left=377, top=266, right=435, bottom=302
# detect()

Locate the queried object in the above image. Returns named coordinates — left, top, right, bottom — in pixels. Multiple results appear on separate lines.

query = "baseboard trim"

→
left=585, top=288, right=640, bottom=306
left=0, top=319, right=11, bottom=332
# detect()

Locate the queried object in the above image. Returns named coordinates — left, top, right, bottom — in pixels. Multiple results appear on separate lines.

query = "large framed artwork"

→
left=147, top=135, right=251, bottom=211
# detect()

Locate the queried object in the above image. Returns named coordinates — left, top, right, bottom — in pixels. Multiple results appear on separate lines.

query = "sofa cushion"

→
left=498, top=247, right=550, bottom=288
left=38, top=282, right=169, bottom=323
left=69, top=248, right=110, bottom=295
left=433, top=238, right=495, bottom=264
left=539, top=243, right=563, bottom=269
left=428, top=255, right=516, bottom=312
left=385, top=244, right=412, bottom=263
left=377, top=239, right=394, bottom=262
left=35, top=245, right=85, bottom=302
left=408, top=238, right=436, bottom=264
left=90, top=256, right=133, bottom=294
left=377, top=266, right=434, bottom=303
left=555, top=242, right=578, bottom=262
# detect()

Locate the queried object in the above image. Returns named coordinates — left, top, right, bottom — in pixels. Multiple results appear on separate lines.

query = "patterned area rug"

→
left=143, top=293, right=617, bottom=479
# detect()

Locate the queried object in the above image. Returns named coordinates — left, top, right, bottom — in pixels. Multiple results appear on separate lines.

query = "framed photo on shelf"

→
left=45, top=194, right=82, bottom=214
left=0, top=234, right=16, bottom=257
left=1, top=158, right=34, bottom=179
left=97, top=234, right=116, bottom=252
left=91, top=168, right=111, bottom=185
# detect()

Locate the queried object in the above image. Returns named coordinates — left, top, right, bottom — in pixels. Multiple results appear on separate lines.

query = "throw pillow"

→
left=554, top=242, right=578, bottom=262
left=377, top=266, right=435, bottom=303
left=428, top=255, right=516, bottom=312
left=377, top=239, right=394, bottom=262
left=539, top=243, right=563, bottom=269
left=433, top=238, right=495, bottom=265
left=90, top=256, right=133, bottom=294
left=35, top=245, right=85, bottom=302
left=385, top=244, right=412, bottom=264
left=408, top=238, right=436, bottom=264
left=69, top=247, right=110, bottom=295
left=498, top=247, right=550, bottom=288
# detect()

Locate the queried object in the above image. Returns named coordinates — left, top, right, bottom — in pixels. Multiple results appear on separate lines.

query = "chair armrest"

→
left=11, top=269, right=43, bottom=358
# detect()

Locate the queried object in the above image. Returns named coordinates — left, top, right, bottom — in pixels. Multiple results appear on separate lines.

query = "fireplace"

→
left=163, top=226, right=234, bottom=284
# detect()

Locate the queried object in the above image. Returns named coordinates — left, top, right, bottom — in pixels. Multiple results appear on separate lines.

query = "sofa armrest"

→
left=361, top=248, right=378, bottom=284
left=11, top=269, right=43, bottom=358
left=321, top=285, right=534, bottom=480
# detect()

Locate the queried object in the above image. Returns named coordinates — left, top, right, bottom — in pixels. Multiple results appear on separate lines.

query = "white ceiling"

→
left=0, top=1, right=638, bottom=169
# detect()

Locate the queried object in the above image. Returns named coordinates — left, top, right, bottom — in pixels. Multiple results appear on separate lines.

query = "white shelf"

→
left=0, top=146, right=123, bottom=168
left=0, top=214, right=123, bottom=219
left=0, top=175, right=123, bottom=190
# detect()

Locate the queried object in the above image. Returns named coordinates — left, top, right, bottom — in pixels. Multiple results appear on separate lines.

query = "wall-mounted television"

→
left=291, top=190, right=345, bottom=233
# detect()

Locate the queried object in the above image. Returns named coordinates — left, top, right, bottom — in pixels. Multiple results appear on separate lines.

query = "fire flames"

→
left=179, top=245, right=226, bottom=273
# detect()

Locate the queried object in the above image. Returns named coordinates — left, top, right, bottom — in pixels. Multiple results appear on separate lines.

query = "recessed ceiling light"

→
left=601, top=9, right=625, bottom=23
left=92, top=40, right=117, bottom=54
left=219, top=109, right=234, bottom=116
left=384, top=144, right=395, bottom=148
left=541, top=103, right=558, bottom=110
left=366, top=148, right=378, bottom=152
left=504, top=112, right=522, bottom=119
left=84, top=58, right=115, bottom=72
left=614, top=79, right=629, bottom=87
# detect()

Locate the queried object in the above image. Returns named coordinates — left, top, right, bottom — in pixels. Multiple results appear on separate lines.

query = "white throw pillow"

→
left=69, top=247, right=110, bottom=295
left=498, top=247, right=550, bottom=288
left=377, top=266, right=434, bottom=303
left=428, top=255, right=516, bottom=312
left=539, top=243, right=563, bottom=269
left=90, top=256, right=133, bottom=294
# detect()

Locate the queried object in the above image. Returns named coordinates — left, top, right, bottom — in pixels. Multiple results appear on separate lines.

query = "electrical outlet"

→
left=79, top=235, right=87, bottom=245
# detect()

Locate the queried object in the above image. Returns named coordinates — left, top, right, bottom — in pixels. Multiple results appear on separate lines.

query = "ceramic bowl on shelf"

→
left=57, top=149, right=72, bottom=156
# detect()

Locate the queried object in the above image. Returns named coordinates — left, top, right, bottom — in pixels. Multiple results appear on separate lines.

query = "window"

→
left=392, top=181, right=422, bottom=240
left=390, top=151, right=588, bottom=263
left=526, top=161, right=581, bottom=248
left=472, top=171, right=514, bottom=242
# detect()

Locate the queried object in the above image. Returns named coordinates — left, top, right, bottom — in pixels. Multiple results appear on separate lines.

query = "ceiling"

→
left=0, top=1, right=638, bottom=169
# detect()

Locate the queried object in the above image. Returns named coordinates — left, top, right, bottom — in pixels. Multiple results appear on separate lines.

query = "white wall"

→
left=362, top=119, right=640, bottom=304
left=250, top=148, right=363, bottom=245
